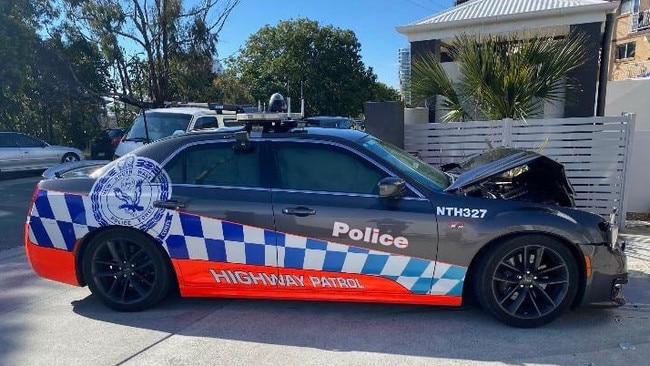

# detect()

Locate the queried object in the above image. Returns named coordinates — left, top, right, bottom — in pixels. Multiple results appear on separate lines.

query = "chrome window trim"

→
left=171, top=183, right=271, bottom=192
left=271, top=187, right=429, bottom=201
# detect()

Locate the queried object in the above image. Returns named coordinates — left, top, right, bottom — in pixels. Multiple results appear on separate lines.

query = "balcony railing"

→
left=632, top=10, right=650, bottom=32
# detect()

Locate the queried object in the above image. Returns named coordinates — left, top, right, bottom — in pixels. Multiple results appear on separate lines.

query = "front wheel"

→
left=61, top=152, right=80, bottom=163
left=476, top=235, right=579, bottom=328
left=82, top=229, right=170, bottom=312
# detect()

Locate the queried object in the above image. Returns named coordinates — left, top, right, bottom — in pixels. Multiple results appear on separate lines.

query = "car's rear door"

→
left=159, top=139, right=277, bottom=294
left=14, top=133, right=53, bottom=169
left=269, top=139, right=450, bottom=302
left=0, top=133, right=23, bottom=172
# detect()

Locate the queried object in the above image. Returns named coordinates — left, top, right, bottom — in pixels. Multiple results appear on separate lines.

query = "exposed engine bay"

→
left=441, top=148, right=575, bottom=208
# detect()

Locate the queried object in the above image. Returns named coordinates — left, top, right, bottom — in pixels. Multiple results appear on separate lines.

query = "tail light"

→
left=111, top=137, right=121, bottom=145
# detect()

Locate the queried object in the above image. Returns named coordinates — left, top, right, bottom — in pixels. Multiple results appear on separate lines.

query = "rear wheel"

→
left=82, top=228, right=170, bottom=312
left=476, top=235, right=579, bottom=328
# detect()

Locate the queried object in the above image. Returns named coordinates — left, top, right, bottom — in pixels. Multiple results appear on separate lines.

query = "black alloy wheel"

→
left=82, top=229, right=170, bottom=312
left=476, top=235, right=578, bottom=328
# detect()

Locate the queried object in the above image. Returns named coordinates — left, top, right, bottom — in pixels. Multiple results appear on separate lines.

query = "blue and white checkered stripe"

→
left=27, top=190, right=467, bottom=296
left=162, top=211, right=466, bottom=296
left=28, top=189, right=98, bottom=251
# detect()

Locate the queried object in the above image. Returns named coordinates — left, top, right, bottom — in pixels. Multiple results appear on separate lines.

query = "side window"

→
left=164, top=142, right=260, bottom=187
left=0, top=134, right=15, bottom=147
left=193, top=116, right=218, bottom=130
left=275, top=142, right=385, bottom=195
left=14, top=134, right=43, bottom=147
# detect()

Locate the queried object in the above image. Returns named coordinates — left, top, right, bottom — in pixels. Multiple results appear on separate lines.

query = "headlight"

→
left=599, top=221, right=618, bottom=248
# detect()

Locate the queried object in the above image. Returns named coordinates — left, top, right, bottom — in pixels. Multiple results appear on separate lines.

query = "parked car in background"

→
left=89, top=127, right=127, bottom=159
left=113, top=107, right=236, bottom=159
left=305, top=116, right=353, bottom=129
left=0, top=132, right=83, bottom=174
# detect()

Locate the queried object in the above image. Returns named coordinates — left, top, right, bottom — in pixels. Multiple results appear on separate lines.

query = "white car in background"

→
left=113, top=107, right=237, bottom=158
left=0, top=132, right=84, bottom=174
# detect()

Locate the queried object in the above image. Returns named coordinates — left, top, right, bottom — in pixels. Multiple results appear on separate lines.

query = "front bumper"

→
left=579, top=239, right=628, bottom=307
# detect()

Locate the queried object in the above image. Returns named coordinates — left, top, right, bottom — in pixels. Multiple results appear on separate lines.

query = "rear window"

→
left=107, top=129, right=124, bottom=139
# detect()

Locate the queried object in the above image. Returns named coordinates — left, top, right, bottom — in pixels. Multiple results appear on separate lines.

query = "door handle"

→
left=282, top=206, right=316, bottom=217
left=153, top=200, right=187, bottom=210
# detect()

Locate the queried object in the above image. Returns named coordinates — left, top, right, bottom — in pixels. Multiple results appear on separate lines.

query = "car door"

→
left=270, top=139, right=442, bottom=299
left=159, top=139, right=277, bottom=293
left=0, top=133, right=22, bottom=172
left=14, top=133, right=52, bottom=169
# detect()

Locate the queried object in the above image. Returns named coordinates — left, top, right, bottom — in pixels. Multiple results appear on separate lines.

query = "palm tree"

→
left=410, top=32, right=589, bottom=122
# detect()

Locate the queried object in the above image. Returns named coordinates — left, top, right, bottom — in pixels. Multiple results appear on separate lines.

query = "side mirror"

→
left=378, top=177, right=406, bottom=199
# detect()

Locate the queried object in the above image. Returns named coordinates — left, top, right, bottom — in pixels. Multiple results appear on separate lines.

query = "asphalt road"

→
left=0, top=173, right=41, bottom=250
left=2, top=174, right=650, bottom=365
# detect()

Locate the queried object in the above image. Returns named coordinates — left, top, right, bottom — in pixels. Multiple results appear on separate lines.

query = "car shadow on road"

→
left=70, top=294, right=629, bottom=363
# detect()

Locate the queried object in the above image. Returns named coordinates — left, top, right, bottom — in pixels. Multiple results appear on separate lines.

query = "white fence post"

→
left=502, top=118, right=512, bottom=147
left=620, top=113, right=636, bottom=229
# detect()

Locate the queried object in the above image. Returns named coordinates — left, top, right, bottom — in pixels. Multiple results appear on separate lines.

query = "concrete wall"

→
left=606, top=78, right=650, bottom=130
left=627, top=131, right=650, bottom=213
left=364, top=101, right=405, bottom=149
left=606, top=78, right=650, bottom=213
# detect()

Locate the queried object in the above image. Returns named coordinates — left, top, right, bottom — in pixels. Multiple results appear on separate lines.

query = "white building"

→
left=398, top=47, right=411, bottom=106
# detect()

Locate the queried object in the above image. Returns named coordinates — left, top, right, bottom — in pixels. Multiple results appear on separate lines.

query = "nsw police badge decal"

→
left=90, top=156, right=172, bottom=234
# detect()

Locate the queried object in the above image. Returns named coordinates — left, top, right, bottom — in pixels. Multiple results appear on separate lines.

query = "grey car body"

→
left=32, top=127, right=627, bottom=327
left=0, top=132, right=83, bottom=173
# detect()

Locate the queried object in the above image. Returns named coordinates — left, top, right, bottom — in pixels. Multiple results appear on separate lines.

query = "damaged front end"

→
left=441, top=148, right=575, bottom=207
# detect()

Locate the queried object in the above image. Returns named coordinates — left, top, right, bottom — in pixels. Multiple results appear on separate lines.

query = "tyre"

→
left=475, top=235, right=579, bottom=328
left=61, top=153, right=80, bottom=163
left=82, top=228, right=170, bottom=312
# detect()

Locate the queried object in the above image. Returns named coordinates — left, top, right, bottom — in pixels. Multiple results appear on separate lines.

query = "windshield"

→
left=124, top=112, right=193, bottom=142
left=362, top=137, right=450, bottom=191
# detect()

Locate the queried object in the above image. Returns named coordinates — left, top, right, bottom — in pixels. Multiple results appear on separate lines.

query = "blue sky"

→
left=216, top=0, right=454, bottom=89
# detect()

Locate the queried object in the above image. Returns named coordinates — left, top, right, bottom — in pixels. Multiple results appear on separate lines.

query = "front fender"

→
left=435, top=201, right=605, bottom=267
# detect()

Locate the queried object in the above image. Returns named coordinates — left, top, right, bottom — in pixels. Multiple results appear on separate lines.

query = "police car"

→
left=24, top=109, right=627, bottom=328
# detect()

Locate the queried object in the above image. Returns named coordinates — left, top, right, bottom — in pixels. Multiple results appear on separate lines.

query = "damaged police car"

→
left=25, top=109, right=626, bottom=328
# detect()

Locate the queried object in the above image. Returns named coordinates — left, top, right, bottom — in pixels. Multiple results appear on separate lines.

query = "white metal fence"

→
left=404, top=115, right=636, bottom=227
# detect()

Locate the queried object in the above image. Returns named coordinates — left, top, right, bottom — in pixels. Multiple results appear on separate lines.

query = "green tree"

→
left=212, top=68, right=253, bottom=104
left=0, top=0, right=49, bottom=126
left=29, top=34, right=110, bottom=147
left=229, top=18, right=386, bottom=116
left=371, top=82, right=400, bottom=103
left=61, top=0, right=241, bottom=105
left=410, top=33, right=588, bottom=122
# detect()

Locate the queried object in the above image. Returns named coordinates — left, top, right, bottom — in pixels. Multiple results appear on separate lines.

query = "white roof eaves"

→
left=396, top=1, right=618, bottom=37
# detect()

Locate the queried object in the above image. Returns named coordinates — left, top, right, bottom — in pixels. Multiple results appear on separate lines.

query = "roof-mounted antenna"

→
left=300, top=81, right=305, bottom=118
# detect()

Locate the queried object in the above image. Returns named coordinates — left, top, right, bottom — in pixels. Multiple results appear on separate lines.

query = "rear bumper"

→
left=24, top=224, right=80, bottom=286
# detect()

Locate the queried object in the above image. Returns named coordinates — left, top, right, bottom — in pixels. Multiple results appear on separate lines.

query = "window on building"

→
left=621, top=0, right=640, bottom=14
left=616, top=42, right=636, bottom=60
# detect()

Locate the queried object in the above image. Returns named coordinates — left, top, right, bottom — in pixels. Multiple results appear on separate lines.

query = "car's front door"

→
left=159, top=139, right=277, bottom=293
left=270, top=140, right=444, bottom=300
